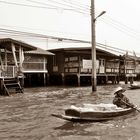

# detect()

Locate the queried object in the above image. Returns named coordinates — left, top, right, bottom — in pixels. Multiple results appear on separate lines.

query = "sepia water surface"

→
left=0, top=83, right=140, bottom=140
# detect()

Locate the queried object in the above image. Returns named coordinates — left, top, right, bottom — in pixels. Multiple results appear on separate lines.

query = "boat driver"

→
left=113, top=87, right=134, bottom=108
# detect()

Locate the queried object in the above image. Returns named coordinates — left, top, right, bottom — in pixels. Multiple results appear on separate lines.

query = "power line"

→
left=107, top=16, right=140, bottom=35
left=3, top=0, right=139, bottom=39
left=1, top=27, right=139, bottom=56
left=0, top=0, right=83, bottom=11
left=0, top=0, right=89, bottom=15
left=97, top=43, right=140, bottom=57
left=104, top=16, right=140, bottom=36
left=1, top=0, right=140, bottom=46
left=100, top=18, right=140, bottom=41
left=61, top=0, right=90, bottom=10
left=97, top=43, right=132, bottom=54
left=97, top=44, right=125, bottom=55
left=0, top=0, right=58, bottom=10
left=26, top=0, right=89, bottom=15
left=93, top=10, right=140, bottom=40
left=0, top=27, right=90, bottom=43
left=1, top=0, right=140, bottom=40
left=0, top=24, right=90, bottom=39
left=27, top=0, right=89, bottom=11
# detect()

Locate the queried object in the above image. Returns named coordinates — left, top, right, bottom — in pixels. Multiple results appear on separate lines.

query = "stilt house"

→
left=23, top=48, right=54, bottom=87
left=47, top=47, right=136, bottom=86
left=0, top=38, right=36, bottom=95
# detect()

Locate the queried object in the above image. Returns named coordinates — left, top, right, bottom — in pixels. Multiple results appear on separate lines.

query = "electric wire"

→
left=0, top=0, right=59, bottom=10
left=100, top=18, right=140, bottom=41
left=0, top=24, right=89, bottom=41
left=0, top=27, right=137, bottom=55
left=0, top=0, right=83, bottom=11
left=102, top=16, right=140, bottom=37
left=0, top=28, right=139, bottom=56
left=0, top=0, right=90, bottom=15
left=107, top=16, right=140, bottom=35
left=61, top=0, right=90, bottom=10
left=0, top=27, right=90, bottom=43
left=97, top=44, right=126, bottom=55
left=26, top=0, right=90, bottom=15
left=97, top=43, right=134, bottom=55
left=26, top=0, right=90, bottom=11
left=0, top=0, right=140, bottom=54
left=0, top=0, right=140, bottom=42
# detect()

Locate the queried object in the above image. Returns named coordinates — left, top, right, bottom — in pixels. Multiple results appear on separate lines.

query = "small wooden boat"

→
left=129, top=83, right=140, bottom=89
left=52, top=103, right=136, bottom=122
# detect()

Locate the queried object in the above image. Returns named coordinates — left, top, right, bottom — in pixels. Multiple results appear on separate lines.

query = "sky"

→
left=0, top=0, right=140, bottom=54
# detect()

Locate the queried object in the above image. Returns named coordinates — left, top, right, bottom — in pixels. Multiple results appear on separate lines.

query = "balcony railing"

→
left=0, top=62, right=47, bottom=77
left=0, top=66, right=17, bottom=78
left=22, top=62, right=47, bottom=72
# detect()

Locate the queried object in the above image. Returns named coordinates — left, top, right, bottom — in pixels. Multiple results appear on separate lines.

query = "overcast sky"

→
left=0, top=0, right=140, bottom=54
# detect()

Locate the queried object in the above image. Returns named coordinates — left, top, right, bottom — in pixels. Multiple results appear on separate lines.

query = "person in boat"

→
left=113, top=87, right=134, bottom=109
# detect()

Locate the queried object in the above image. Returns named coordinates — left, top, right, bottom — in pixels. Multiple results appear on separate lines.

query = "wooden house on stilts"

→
left=47, top=46, right=137, bottom=86
left=0, top=38, right=36, bottom=95
left=23, top=48, right=54, bottom=87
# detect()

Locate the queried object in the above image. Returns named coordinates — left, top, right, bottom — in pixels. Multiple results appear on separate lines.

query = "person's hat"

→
left=114, top=87, right=126, bottom=94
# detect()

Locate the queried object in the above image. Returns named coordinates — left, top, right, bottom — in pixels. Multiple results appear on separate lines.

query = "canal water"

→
left=0, top=83, right=140, bottom=140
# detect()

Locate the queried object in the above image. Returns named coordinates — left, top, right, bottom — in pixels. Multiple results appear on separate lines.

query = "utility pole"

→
left=91, top=0, right=106, bottom=91
left=91, top=0, right=97, bottom=91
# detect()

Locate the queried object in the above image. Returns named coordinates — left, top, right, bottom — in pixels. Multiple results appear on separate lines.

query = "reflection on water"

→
left=0, top=84, right=140, bottom=140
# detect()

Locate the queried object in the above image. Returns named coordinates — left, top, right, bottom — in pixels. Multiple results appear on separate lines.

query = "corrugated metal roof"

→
left=48, top=46, right=140, bottom=60
left=25, top=48, right=54, bottom=55
left=48, top=46, right=119, bottom=57
left=0, top=38, right=37, bottom=51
